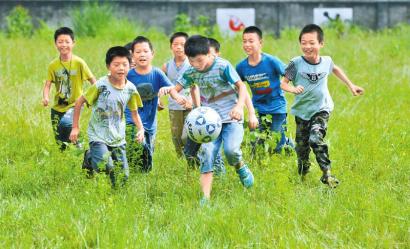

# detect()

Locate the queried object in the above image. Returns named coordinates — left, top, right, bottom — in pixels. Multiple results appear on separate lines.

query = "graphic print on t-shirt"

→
left=136, top=83, right=156, bottom=101
left=300, top=72, right=327, bottom=83
left=94, top=85, right=123, bottom=139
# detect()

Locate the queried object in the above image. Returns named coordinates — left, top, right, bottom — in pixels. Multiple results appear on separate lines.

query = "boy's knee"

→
left=224, top=148, right=241, bottom=165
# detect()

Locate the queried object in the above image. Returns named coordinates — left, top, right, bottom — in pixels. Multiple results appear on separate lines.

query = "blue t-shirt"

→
left=177, top=57, right=241, bottom=123
left=125, top=67, right=172, bottom=134
left=284, top=56, right=334, bottom=120
left=236, top=53, right=287, bottom=114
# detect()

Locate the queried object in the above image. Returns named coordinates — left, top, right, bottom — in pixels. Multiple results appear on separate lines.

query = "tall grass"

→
left=0, top=24, right=409, bottom=248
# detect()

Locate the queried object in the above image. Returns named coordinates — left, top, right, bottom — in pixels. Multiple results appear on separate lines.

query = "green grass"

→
left=0, top=26, right=409, bottom=248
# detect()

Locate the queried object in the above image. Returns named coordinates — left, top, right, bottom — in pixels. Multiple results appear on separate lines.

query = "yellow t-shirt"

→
left=47, top=54, right=94, bottom=112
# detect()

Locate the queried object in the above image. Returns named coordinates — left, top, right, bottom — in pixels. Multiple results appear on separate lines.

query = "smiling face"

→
left=300, top=31, right=323, bottom=63
left=171, top=36, right=187, bottom=58
left=132, top=42, right=154, bottom=68
left=55, top=34, right=74, bottom=58
left=107, top=56, right=130, bottom=83
left=188, top=53, right=213, bottom=72
left=242, top=32, right=262, bottom=56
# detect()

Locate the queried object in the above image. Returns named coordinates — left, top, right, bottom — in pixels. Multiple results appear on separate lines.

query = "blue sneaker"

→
left=236, top=165, right=254, bottom=188
left=199, top=196, right=210, bottom=207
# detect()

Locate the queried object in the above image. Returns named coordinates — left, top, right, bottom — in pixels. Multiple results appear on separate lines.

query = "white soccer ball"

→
left=185, top=107, right=222, bottom=143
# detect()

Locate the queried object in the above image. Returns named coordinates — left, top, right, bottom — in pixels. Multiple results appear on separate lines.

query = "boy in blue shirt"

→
left=125, top=36, right=173, bottom=173
left=69, top=46, right=144, bottom=186
left=281, top=24, right=364, bottom=187
left=236, top=26, right=294, bottom=154
left=163, top=35, right=258, bottom=203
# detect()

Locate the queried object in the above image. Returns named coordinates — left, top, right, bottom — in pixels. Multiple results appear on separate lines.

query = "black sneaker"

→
left=320, top=172, right=340, bottom=188
left=297, top=160, right=311, bottom=176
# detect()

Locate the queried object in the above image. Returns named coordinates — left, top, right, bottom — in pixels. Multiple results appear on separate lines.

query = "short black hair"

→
left=170, top=32, right=189, bottom=44
left=184, top=35, right=210, bottom=57
left=54, top=27, right=74, bottom=42
left=105, top=46, right=132, bottom=66
left=124, top=41, right=133, bottom=51
left=208, top=38, right=220, bottom=53
left=131, top=36, right=153, bottom=52
left=299, top=24, right=324, bottom=43
left=243, top=26, right=263, bottom=39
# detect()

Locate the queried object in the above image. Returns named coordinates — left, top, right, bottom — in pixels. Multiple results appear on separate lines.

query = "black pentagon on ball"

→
left=195, top=116, right=206, bottom=125
left=206, top=124, right=216, bottom=134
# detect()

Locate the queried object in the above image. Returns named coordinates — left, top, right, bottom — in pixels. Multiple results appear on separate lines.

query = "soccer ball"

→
left=185, top=107, right=222, bottom=143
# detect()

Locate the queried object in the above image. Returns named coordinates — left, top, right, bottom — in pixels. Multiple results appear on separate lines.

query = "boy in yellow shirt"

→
left=42, top=27, right=96, bottom=150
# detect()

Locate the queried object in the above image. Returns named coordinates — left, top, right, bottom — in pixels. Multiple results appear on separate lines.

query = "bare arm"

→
left=190, top=85, right=200, bottom=108
left=244, top=90, right=258, bottom=129
left=69, top=96, right=87, bottom=143
left=168, top=84, right=186, bottom=105
left=131, top=110, right=145, bottom=143
left=332, top=65, right=364, bottom=96
left=229, top=81, right=247, bottom=121
left=42, top=80, right=52, bottom=106
left=280, top=77, right=304, bottom=94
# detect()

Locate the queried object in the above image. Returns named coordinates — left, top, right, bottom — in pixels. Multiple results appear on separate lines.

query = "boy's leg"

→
left=169, top=110, right=185, bottom=157
left=50, top=109, right=65, bottom=150
left=125, top=124, right=143, bottom=172
left=295, top=116, right=311, bottom=175
left=213, top=148, right=226, bottom=176
left=183, top=137, right=202, bottom=169
left=308, top=112, right=331, bottom=171
left=111, top=145, right=129, bottom=187
left=58, top=108, right=74, bottom=144
left=270, top=113, right=294, bottom=153
left=199, top=134, right=223, bottom=199
left=89, top=141, right=112, bottom=174
left=141, top=130, right=154, bottom=173
left=222, top=123, right=254, bottom=188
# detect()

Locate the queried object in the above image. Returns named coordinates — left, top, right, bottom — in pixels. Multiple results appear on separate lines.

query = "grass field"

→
left=0, top=25, right=409, bottom=248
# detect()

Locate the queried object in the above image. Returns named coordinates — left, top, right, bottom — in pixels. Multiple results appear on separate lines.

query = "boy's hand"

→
left=248, top=113, right=259, bottom=129
left=69, top=127, right=80, bottom=143
left=175, top=95, right=187, bottom=106
left=135, top=129, right=144, bottom=143
left=292, top=85, right=304, bottom=94
left=349, top=85, right=364, bottom=96
left=42, top=97, right=49, bottom=107
left=157, top=99, right=165, bottom=111
left=229, top=105, right=243, bottom=121
left=158, top=87, right=172, bottom=97
left=183, top=99, right=193, bottom=110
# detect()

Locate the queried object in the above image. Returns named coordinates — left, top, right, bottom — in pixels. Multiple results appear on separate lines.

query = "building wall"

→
left=0, top=0, right=409, bottom=34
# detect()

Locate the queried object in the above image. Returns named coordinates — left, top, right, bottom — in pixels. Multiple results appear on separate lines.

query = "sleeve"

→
left=47, top=63, right=55, bottom=83
left=158, top=69, right=173, bottom=88
left=328, top=56, right=334, bottom=74
left=80, top=60, right=95, bottom=81
left=284, top=60, right=297, bottom=81
left=272, top=57, right=286, bottom=76
left=235, top=63, right=245, bottom=81
left=176, top=71, right=193, bottom=89
left=223, top=63, right=241, bottom=85
left=127, top=90, right=143, bottom=110
left=83, top=84, right=99, bottom=106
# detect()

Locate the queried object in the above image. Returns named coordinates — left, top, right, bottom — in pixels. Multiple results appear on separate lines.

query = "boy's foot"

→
left=297, top=160, right=311, bottom=176
left=320, top=172, right=339, bottom=188
left=199, top=196, right=210, bottom=207
left=236, top=165, right=254, bottom=188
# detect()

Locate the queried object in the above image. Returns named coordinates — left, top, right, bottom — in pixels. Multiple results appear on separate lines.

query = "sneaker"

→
left=320, top=171, right=340, bottom=188
left=199, top=196, right=210, bottom=207
left=236, top=165, right=254, bottom=188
